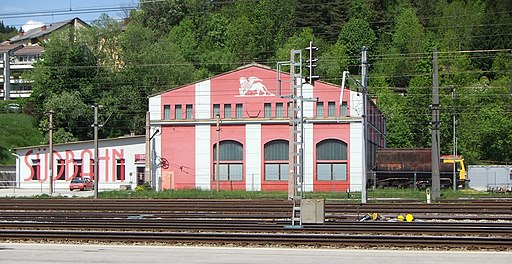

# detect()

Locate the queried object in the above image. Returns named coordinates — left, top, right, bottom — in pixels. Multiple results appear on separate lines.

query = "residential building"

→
left=0, top=18, right=88, bottom=100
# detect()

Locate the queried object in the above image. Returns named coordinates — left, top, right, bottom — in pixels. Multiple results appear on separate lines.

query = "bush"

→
left=135, top=182, right=152, bottom=192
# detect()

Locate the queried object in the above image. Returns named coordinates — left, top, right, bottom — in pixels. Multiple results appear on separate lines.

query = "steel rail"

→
left=1, top=220, right=512, bottom=235
left=1, top=229, right=511, bottom=249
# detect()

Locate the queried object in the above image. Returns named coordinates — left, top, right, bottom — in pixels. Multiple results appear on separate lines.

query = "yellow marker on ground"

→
left=406, top=214, right=414, bottom=222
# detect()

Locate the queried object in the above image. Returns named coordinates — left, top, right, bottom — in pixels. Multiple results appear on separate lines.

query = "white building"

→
left=13, top=135, right=145, bottom=191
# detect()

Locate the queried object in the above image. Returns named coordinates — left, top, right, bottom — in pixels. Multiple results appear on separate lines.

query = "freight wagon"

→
left=369, top=148, right=467, bottom=189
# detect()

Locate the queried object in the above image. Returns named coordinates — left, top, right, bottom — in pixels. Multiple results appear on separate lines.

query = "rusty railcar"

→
left=370, top=148, right=466, bottom=188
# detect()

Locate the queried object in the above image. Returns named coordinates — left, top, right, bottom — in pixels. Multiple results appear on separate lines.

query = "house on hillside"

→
left=0, top=18, right=88, bottom=100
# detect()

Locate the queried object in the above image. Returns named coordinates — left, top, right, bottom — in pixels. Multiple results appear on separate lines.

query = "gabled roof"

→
left=13, top=45, right=44, bottom=55
left=9, top=17, right=89, bottom=44
left=148, top=63, right=277, bottom=98
left=148, top=62, right=336, bottom=98
left=0, top=43, right=23, bottom=53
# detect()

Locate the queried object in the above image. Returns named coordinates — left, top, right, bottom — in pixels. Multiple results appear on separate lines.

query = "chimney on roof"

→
left=40, top=25, right=47, bottom=31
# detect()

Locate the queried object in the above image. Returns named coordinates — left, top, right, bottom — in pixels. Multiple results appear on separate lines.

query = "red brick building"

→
left=148, top=64, right=385, bottom=192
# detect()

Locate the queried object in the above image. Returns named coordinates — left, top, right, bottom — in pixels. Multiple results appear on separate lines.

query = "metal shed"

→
left=468, top=165, right=512, bottom=191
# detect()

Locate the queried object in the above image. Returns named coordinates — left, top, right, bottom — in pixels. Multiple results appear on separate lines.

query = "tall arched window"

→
left=316, top=139, right=348, bottom=181
left=213, top=140, right=243, bottom=181
left=264, top=140, right=289, bottom=181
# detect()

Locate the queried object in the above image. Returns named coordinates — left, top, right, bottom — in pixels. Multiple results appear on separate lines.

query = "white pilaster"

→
left=195, top=125, right=211, bottom=190
left=245, top=124, right=261, bottom=191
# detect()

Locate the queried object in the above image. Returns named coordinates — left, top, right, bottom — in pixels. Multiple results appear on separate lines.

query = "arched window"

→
left=316, top=139, right=348, bottom=181
left=213, top=140, right=243, bottom=181
left=264, top=140, right=289, bottom=181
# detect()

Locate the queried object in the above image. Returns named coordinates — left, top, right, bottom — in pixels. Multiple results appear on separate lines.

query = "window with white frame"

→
left=316, top=139, right=348, bottom=181
left=56, top=159, right=66, bottom=180
left=264, top=140, right=289, bottom=181
left=31, top=159, right=40, bottom=180
left=73, top=159, right=83, bottom=178
left=116, top=159, right=125, bottom=181
left=213, top=140, right=243, bottom=181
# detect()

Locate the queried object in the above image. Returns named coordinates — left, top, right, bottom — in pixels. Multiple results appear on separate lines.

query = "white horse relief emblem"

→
left=238, top=76, right=274, bottom=96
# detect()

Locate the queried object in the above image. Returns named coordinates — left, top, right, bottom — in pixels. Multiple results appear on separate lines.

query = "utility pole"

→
left=3, top=51, right=10, bottom=100
left=361, top=47, right=368, bottom=204
left=216, top=113, right=221, bottom=192
left=452, top=87, right=457, bottom=191
left=93, top=104, right=100, bottom=199
left=431, top=49, right=441, bottom=200
left=48, top=110, right=54, bottom=194
left=145, top=112, right=150, bottom=188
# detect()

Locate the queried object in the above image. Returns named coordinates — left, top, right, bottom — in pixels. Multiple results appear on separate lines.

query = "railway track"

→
left=1, top=229, right=511, bottom=250
left=1, top=198, right=511, bottom=249
left=1, top=198, right=511, bottom=221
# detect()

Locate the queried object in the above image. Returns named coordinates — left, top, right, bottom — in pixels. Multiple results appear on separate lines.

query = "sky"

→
left=0, top=0, right=140, bottom=31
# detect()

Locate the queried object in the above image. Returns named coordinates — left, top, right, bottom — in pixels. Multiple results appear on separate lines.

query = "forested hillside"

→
left=0, top=21, right=17, bottom=42
left=20, top=0, right=512, bottom=165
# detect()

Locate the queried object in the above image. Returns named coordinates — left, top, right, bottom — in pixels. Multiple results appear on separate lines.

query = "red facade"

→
left=150, top=64, right=385, bottom=192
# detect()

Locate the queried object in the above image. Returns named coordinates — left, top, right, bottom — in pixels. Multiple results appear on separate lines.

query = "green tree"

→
left=338, top=18, right=376, bottom=74
left=137, top=0, right=190, bottom=36
left=385, top=6, right=426, bottom=88
left=39, top=91, right=91, bottom=142
left=317, top=42, right=349, bottom=85
left=375, top=87, right=414, bottom=147
left=470, top=0, right=512, bottom=73
left=435, top=0, right=483, bottom=51
left=0, top=20, right=17, bottom=42
left=295, top=0, right=347, bottom=43
left=28, top=28, right=98, bottom=140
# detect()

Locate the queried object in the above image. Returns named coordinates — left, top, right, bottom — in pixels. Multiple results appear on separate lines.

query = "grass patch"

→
left=99, top=189, right=290, bottom=199
left=96, top=188, right=512, bottom=201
